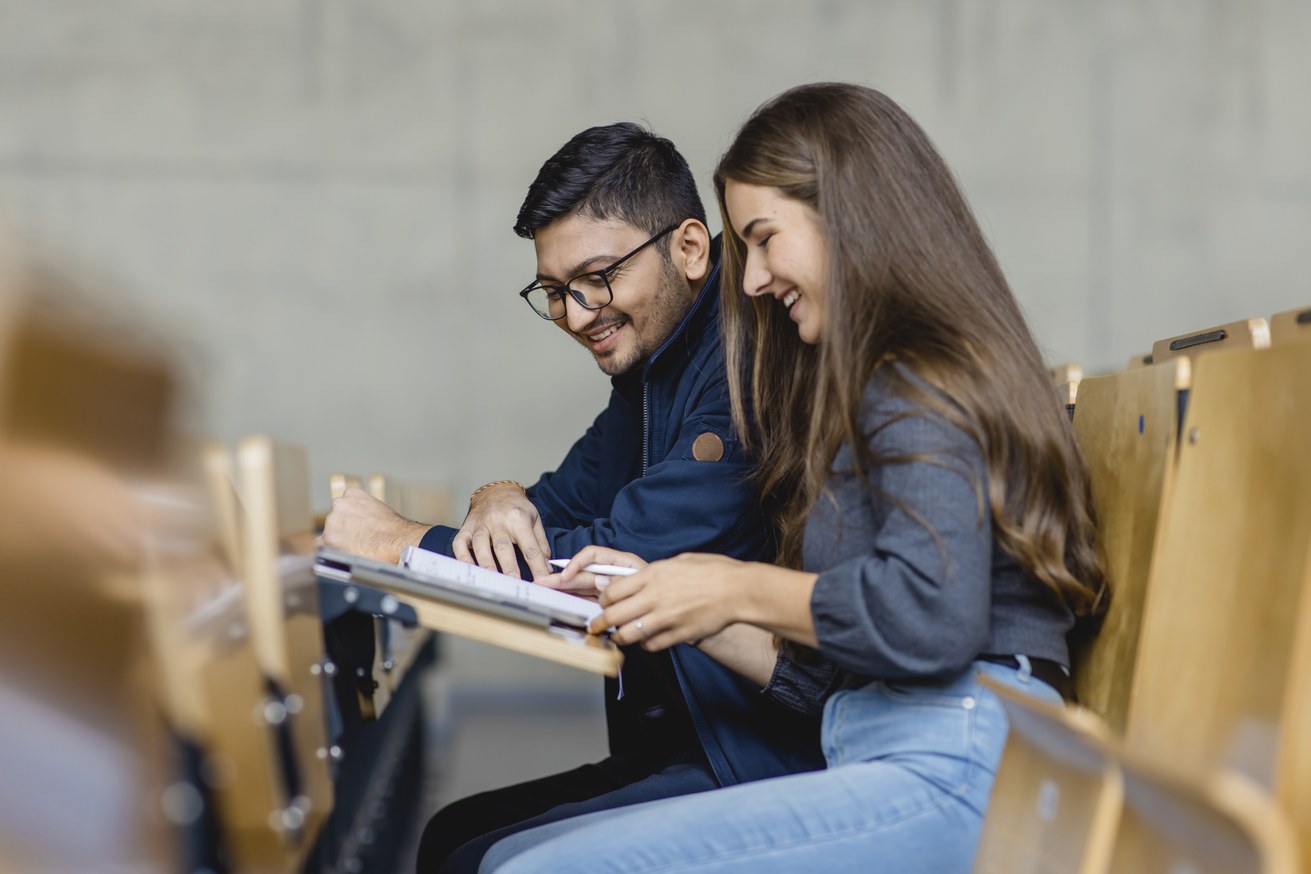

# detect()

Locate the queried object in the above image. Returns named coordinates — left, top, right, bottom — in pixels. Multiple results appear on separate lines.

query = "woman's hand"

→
left=534, top=544, right=647, bottom=601
left=588, top=553, right=755, bottom=650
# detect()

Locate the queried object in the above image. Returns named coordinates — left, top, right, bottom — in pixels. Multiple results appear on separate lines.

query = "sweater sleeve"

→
left=809, top=399, right=995, bottom=681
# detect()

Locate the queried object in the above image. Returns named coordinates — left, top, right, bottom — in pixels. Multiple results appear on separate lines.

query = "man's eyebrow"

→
left=537, top=253, right=622, bottom=283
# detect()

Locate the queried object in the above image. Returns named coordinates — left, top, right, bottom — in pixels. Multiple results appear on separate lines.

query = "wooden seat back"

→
left=201, top=440, right=243, bottom=576
left=329, top=472, right=364, bottom=499
left=328, top=469, right=398, bottom=720
left=1111, top=759, right=1300, bottom=874
left=326, top=470, right=440, bottom=717
left=236, top=436, right=335, bottom=861
left=1050, top=363, right=1082, bottom=420
left=142, top=439, right=335, bottom=873
left=361, top=474, right=440, bottom=711
left=1126, top=343, right=1311, bottom=787
left=1068, top=358, right=1188, bottom=731
left=1126, top=352, right=1154, bottom=369
left=974, top=676, right=1121, bottom=874
left=974, top=676, right=1303, bottom=874
left=370, top=473, right=453, bottom=526
left=1151, top=317, right=1270, bottom=364
left=1269, top=306, right=1311, bottom=347
left=142, top=513, right=291, bottom=872
left=1276, top=544, right=1311, bottom=868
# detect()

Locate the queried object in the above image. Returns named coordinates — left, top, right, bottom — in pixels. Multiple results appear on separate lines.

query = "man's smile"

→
left=584, top=320, right=627, bottom=352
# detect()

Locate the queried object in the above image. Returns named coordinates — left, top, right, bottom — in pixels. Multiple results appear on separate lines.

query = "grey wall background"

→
left=4, top=1, right=1308, bottom=827
left=3, top=0, right=1307, bottom=509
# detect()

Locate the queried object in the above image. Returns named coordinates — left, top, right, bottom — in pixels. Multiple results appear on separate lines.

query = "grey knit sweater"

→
left=764, top=369, right=1075, bottom=717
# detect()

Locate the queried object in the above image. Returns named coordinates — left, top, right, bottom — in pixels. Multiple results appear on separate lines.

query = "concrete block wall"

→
left=2, top=0, right=1306, bottom=522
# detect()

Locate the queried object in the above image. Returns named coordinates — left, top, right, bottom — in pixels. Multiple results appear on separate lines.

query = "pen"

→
left=549, top=559, right=640, bottom=576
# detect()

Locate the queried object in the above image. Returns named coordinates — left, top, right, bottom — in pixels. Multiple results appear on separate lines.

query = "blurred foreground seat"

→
left=0, top=263, right=182, bottom=873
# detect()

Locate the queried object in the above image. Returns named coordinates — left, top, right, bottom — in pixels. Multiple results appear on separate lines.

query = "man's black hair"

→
left=514, top=122, right=707, bottom=240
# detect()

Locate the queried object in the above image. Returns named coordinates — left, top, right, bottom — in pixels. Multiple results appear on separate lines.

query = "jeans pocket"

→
left=822, top=682, right=978, bottom=795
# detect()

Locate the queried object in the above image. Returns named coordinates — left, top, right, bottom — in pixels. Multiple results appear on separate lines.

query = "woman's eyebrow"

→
left=740, top=217, right=769, bottom=240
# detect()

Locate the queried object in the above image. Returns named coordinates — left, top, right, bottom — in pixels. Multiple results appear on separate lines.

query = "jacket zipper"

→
left=642, top=383, right=650, bottom=477
left=617, top=382, right=649, bottom=702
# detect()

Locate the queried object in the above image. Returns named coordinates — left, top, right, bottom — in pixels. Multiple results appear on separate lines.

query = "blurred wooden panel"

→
left=237, top=436, right=334, bottom=866
left=0, top=284, right=179, bottom=873
left=974, top=676, right=1121, bottom=874
left=1111, top=764, right=1298, bottom=874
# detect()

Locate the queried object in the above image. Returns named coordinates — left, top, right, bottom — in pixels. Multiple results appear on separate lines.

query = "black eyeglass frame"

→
left=518, top=225, right=678, bottom=321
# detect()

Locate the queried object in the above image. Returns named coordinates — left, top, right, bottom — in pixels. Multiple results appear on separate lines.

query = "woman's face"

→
left=724, top=180, right=828, bottom=345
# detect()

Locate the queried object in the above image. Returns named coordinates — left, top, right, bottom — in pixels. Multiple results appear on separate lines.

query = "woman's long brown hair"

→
left=714, top=83, right=1105, bottom=617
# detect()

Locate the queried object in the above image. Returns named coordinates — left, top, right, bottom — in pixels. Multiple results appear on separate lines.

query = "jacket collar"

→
left=611, top=235, right=723, bottom=401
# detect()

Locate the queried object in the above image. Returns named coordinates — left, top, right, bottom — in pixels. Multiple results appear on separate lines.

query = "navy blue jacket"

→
left=420, top=243, right=822, bottom=787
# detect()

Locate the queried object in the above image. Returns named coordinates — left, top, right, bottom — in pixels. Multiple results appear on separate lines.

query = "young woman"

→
left=484, top=82, right=1106, bottom=873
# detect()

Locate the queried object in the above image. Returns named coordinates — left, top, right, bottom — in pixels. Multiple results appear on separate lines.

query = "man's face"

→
left=532, top=215, right=694, bottom=377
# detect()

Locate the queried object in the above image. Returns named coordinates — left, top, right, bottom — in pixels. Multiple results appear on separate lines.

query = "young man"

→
left=321, top=123, right=822, bottom=873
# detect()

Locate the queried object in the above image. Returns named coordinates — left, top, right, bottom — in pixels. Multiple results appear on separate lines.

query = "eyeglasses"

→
left=519, top=225, right=677, bottom=321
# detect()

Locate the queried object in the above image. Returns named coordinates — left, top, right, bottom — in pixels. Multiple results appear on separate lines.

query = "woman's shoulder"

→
left=861, top=363, right=978, bottom=457
left=861, top=361, right=948, bottom=422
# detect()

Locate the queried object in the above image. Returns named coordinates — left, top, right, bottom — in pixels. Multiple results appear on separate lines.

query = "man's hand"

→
left=452, top=483, right=551, bottom=579
left=321, top=487, right=429, bottom=563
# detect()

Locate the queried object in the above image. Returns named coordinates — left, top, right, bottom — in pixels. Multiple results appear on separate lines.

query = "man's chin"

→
left=592, top=347, right=643, bottom=377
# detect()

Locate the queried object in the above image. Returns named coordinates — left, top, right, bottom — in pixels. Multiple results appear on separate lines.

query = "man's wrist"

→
left=387, top=519, right=430, bottom=563
left=469, top=479, right=524, bottom=507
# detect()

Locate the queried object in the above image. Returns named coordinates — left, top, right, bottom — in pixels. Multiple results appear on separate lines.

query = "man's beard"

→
left=590, top=259, right=693, bottom=377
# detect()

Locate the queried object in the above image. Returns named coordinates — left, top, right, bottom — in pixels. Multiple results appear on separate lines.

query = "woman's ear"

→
left=674, top=219, right=711, bottom=283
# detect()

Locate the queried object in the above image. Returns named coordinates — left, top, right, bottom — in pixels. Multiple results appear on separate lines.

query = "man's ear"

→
left=673, top=219, right=711, bottom=283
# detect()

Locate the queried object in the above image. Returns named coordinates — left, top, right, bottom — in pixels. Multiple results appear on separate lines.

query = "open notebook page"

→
left=401, top=545, right=602, bottom=626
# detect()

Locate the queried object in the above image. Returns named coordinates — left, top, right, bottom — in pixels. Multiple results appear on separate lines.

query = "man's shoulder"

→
left=653, top=324, right=729, bottom=409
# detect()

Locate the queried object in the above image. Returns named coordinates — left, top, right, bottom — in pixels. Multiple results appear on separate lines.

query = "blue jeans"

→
left=482, top=660, right=1061, bottom=873
left=428, top=757, right=719, bottom=872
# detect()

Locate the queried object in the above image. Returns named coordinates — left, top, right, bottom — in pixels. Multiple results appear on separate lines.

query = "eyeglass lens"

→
left=527, top=272, right=611, bottom=320
left=521, top=225, right=675, bottom=321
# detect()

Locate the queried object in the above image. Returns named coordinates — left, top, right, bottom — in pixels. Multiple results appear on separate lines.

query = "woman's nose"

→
left=741, top=253, right=771, bottom=297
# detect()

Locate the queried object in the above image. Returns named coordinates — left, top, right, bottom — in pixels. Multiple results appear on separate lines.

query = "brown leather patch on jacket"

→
left=692, top=432, right=725, bottom=462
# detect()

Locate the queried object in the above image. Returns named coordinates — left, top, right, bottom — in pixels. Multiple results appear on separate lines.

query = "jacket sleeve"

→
left=541, top=403, right=765, bottom=562
left=524, top=408, right=611, bottom=531
left=809, top=403, right=995, bottom=680
left=418, top=397, right=764, bottom=564
left=762, top=649, right=842, bottom=717
left=416, top=407, right=613, bottom=558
